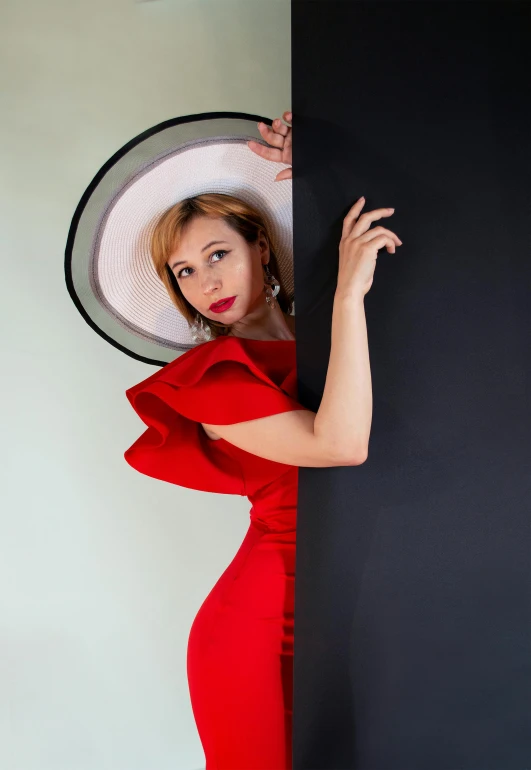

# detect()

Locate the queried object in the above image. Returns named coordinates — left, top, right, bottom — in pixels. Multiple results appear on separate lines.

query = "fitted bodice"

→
left=124, top=336, right=310, bottom=534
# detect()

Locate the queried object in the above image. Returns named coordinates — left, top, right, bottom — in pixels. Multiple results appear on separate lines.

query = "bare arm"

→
left=202, top=292, right=372, bottom=467
left=203, top=197, right=402, bottom=467
left=313, top=292, right=372, bottom=463
left=312, top=197, right=402, bottom=461
left=203, top=408, right=357, bottom=467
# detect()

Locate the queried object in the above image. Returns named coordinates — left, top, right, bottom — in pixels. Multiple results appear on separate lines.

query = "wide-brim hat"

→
left=65, top=112, right=293, bottom=367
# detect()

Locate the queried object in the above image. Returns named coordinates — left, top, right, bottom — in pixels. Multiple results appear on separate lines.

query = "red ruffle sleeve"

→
left=123, top=337, right=309, bottom=495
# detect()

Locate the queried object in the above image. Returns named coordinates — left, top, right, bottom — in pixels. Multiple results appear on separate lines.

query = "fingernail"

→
left=387, top=208, right=395, bottom=212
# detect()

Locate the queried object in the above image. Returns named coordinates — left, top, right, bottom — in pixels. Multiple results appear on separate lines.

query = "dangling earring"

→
left=190, top=312, right=212, bottom=343
left=263, top=263, right=280, bottom=310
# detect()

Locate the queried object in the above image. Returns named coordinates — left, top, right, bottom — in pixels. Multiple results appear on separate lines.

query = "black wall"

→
left=291, top=2, right=531, bottom=767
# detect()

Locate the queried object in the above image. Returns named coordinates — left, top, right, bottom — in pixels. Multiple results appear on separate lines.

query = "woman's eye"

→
left=177, top=250, right=227, bottom=279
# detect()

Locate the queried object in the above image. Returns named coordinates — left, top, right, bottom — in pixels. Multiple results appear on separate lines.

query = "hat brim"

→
left=65, top=112, right=293, bottom=367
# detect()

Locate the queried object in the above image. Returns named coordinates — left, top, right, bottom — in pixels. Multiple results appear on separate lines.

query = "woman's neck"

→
left=227, top=310, right=295, bottom=341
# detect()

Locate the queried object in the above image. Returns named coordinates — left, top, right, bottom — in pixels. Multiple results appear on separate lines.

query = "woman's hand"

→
left=336, top=197, right=403, bottom=299
left=247, top=111, right=292, bottom=182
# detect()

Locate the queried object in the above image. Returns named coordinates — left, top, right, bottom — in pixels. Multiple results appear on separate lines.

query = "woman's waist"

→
left=246, top=474, right=298, bottom=535
left=192, top=522, right=296, bottom=627
left=249, top=503, right=297, bottom=538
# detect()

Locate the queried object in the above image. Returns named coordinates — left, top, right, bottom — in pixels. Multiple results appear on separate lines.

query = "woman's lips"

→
left=209, top=296, right=236, bottom=313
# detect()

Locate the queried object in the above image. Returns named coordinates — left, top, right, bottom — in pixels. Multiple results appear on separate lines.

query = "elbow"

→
left=345, top=445, right=369, bottom=466
left=319, top=434, right=369, bottom=467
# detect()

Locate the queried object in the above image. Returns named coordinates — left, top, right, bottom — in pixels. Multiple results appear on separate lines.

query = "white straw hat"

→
left=65, top=112, right=293, bottom=366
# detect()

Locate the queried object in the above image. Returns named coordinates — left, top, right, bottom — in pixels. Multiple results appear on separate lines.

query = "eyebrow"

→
left=170, top=240, right=229, bottom=270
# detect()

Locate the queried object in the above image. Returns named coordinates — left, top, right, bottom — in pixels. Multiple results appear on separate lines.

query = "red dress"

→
left=123, top=335, right=310, bottom=770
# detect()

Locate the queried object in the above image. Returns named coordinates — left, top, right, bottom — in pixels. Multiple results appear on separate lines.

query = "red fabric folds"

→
left=123, top=336, right=309, bottom=495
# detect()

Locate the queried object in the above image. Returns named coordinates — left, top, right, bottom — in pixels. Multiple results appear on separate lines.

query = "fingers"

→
left=342, top=198, right=398, bottom=240
left=358, top=226, right=402, bottom=247
left=284, top=121, right=292, bottom=155
left=275, top=168, right=293, bottom=182
left=367, top=234, right=398, bottom=254
left=248, top=114, right=292, bottom=164
left=247, top=140, right=283, bottom=163
left=341, top=197, right=366, bottom=239
left=257, top=119, right=287, bottom=148
left=351, top=209, right=397, bottom=239
left=247, top=112, right=293, bottom=180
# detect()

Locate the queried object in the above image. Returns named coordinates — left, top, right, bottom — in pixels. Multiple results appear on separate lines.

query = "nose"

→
left=201, top=272, right=222, bottom=291
left=197, top=263, right=224, bottom=298
left=203, top=282, right=221, bottom=294
left=202, top=282, right=224, bottom=302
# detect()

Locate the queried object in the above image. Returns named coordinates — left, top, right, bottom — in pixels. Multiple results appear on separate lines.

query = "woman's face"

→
left=167, top=215, right=270, bottom=323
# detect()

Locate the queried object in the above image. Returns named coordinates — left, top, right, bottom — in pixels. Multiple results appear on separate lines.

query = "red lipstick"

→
left=209, top=296, right=236, bottom=313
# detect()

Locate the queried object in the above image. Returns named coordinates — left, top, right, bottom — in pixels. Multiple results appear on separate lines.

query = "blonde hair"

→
left=150, top=192, right=292, bottom=340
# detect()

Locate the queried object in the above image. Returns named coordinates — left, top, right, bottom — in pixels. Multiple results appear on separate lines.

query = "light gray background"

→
left=1, top=1, right=290, bottom=768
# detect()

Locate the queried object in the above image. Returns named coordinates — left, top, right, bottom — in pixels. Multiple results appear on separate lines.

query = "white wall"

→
left=1, top=1, right=290, bottom=767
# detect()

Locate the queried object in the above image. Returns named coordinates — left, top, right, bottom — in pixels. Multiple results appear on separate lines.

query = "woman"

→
left=67, top=111, right=402, bottom=769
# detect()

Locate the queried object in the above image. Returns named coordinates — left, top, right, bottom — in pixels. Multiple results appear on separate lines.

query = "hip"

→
left=188, top=523, right=295, bottom=655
